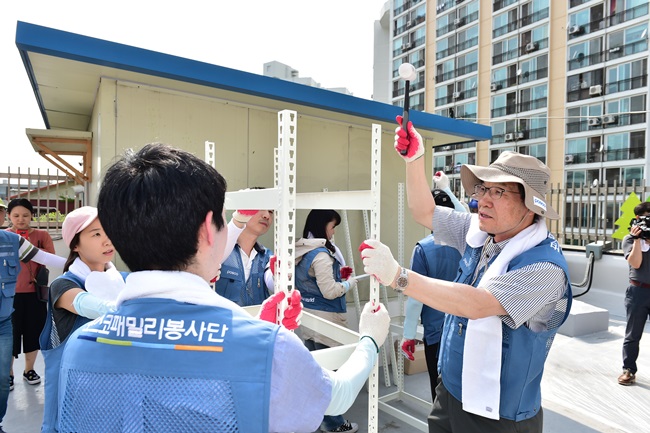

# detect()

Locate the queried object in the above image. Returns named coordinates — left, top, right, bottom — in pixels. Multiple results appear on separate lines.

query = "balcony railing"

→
left=436, top=10, right=479, bottom=37
left=492, top=47, right=519, bottom=65
left=527, top=126, right=547, bottom=139
left=392, top=81, right=425, bottom=98
left=519, top=38, right=548, bottom=57
left=568, top=17, right=605, bottom=39
left=434, top=87, right=477, bottom=106
left=493, top=0, right=518, bottom=12
left=568, top=51, right=604, bottom=71
left=435, top=62, right=477, bottom=82
left=609, top=3, right=649, bottom=27
left=493, top=21, right=519, bottom=38
left=606, top=75, right=648, bottom=95
left=608, top=39, right=649, bottom=61
left=520, top=67, right=548, bottom=84
left=569, top=0, right=590, bottom=8
left=520, top=8, right=549, bottom=28
left=565, top=145, right=645, bottom=165
left=517, top=97, right=547, bottom=113
left=491, top=75, right=518, bottom=90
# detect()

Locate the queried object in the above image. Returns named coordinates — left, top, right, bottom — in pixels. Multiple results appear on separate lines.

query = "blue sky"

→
left=1, top=0, right=385, bottom=170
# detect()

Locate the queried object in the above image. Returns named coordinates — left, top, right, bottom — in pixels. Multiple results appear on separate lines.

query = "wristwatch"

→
left=394, top=267, right=409, bottom=293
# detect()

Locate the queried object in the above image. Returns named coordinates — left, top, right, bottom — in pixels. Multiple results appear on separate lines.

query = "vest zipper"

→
left=458, top=322, right=463, bottom=336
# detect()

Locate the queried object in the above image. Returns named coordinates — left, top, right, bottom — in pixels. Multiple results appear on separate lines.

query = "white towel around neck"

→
left=69, top=257, right=126, bottom=302
left=461, top=216, right=548, bottom=419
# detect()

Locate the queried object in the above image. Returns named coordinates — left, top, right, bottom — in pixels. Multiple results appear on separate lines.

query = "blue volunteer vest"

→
left=439, top=234, right=572, bottom=421
left=215, top=244, right=273, bottom=306
left=0, top=231, right=19, bottom=320
left=295, top=247, right=345, bottom=313
left=413, top=237, right=461, bottom=345
left=58, top=298, right=278, bottom=433
left=40, top=272, right=89, bottom=433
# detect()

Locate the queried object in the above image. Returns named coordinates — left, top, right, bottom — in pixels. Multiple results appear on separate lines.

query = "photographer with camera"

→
left=620, top=202, right=650, bottom=385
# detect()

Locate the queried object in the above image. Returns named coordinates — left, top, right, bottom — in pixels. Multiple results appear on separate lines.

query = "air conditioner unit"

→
left=568, top=25, right=583, bottom=35
left=402, top=42, right=412, bottom=51
left=452, top=91, right=461, bottom=99
left=525, top=42, right=538, bottom=53
left=564, top=154, right=575, bottom=163
left=515, top=131, right=524, bottom=140
left=504, top=133, right=515, bottom=141
left=609, top=46, right=621, bottom=53
left=602, top=114, right=618, bottom=125
left=406, top=20, right=413, bottom=28
left=454, top=18, right=462, bottom=26
left=589, top=84, right=602, bottom=96
left=580, top=81, right=590, bottom=89
left=490, top=82, right=501, bottom=92
left=444, top=165, right=452, bottom=172
left=588, top=117, right=602, bottom=126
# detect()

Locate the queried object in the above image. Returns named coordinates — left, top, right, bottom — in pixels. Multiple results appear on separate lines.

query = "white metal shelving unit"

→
left=217, top=110, right=384, bottom=432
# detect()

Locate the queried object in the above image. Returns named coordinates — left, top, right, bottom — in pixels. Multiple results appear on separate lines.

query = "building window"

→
left=492, top=36, right=519, bottom=65
left=568, top=4, right=605, bottom=38
left=568, top=38, right=603, bottom=71
left=567, top=104, right=602, bottom=134
left=605, top=58, right=648, bottom=94
left=607, top=22, right=649, bottom=60
left=605, top=95, right=647, bottom=126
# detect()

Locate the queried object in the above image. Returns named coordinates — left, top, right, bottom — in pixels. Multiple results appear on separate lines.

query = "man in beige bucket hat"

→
left=359, top=118, right=572, bottom=433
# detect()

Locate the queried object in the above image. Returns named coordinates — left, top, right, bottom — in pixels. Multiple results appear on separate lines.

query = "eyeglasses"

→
left=473, top=184, right=521, bottom=200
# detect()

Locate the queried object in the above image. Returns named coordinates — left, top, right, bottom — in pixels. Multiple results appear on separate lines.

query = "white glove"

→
left=342, top=277, right=357, bottom=294
left=433, top=171, right=450, bottom=190
left=359, top=239, right=399, bottom=286
left=358, top=301, right=390, bottom=350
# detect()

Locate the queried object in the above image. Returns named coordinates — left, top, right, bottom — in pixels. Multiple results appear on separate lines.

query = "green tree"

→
left=613, top=192, right=646, bottom=240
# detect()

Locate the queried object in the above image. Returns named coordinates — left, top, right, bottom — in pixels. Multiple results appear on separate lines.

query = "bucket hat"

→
left=460, top=151, right=558, bottom=219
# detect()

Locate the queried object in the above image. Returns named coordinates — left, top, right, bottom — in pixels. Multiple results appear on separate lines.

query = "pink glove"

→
left=269, top=255, right=277, bottom=275
left=394, top=115, right=424, bottom=163
left=233, top=209, right=258, bottom=224
left=257, top=290, right=303, bottom=331
left=340, top=266, right=353, bottom=280
left=401, top=339, right=416, bottom=361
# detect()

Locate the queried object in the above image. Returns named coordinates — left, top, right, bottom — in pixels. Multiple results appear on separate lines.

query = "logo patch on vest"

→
left=533, top=196, right=547, bottom=211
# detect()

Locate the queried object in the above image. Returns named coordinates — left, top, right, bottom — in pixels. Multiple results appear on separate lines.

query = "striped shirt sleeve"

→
left=488, top=262, right=567, bottom=331
left=17, top=236, right=39, bottom=263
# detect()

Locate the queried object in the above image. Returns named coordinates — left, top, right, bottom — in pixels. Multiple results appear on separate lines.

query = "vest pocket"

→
left=1, top=257, right=18, bottom=281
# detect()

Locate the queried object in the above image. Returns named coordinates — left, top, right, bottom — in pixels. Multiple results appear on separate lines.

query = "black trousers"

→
left=423, top=339, right=440, bottom=404
left=623, top=284, right=650, bottom=373
left=428, top=378, right=543, bottom=433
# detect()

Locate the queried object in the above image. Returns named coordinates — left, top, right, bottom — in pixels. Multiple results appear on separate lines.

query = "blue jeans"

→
left=304, top=340, right=346, bottom=431
left=0, top=318, right=13, bottom=424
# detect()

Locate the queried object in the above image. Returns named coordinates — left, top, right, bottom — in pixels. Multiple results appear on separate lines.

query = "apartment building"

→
left=375, top=0, right=649, bottom=243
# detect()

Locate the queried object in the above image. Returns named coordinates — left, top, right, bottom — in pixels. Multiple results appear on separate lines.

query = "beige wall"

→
left=88, top=79, right=432, bottom=300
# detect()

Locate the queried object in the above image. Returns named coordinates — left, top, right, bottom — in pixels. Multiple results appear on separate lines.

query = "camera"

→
left=630, top=215, right=650, bottom=240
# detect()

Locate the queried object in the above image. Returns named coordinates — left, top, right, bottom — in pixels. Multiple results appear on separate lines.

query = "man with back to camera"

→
left=360, top=117, right=572, bottom=433
left=619, top=202, right=650, bottom=385
left=57, top=143, right=390, bottom=433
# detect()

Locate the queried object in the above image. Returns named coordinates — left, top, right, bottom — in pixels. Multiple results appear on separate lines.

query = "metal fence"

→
left=547, top=180, right=648, bottom=252
left=0, top=168, right=80, bottom=238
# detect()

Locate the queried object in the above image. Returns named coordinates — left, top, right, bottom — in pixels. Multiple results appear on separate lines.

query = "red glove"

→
left=359, top=242, right=373, bottom=257
left=394, top=115, right=424, bottom=162
left=257, top=290, right=303, bottom=331
left=401, top=339, right=416, bottom=361
left=269, top=255, right=277, bottom=275
left=340, top=266, right=353, bottom=280
left=233, top=209, right=258, bottom=224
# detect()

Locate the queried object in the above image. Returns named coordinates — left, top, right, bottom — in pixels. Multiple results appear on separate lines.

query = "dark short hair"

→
left=7, top=198, right=34, bottom=215
left=303, top=210, right=341, bottom=254
left=634, top=201, right=650, bottom=216
left=97, top=143, right=227, bottom=272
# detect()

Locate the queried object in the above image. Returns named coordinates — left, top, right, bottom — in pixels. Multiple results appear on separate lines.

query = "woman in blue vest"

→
left=40, top=206, right=126, bottom=433
left=295, top=209, right=359, bottom=433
